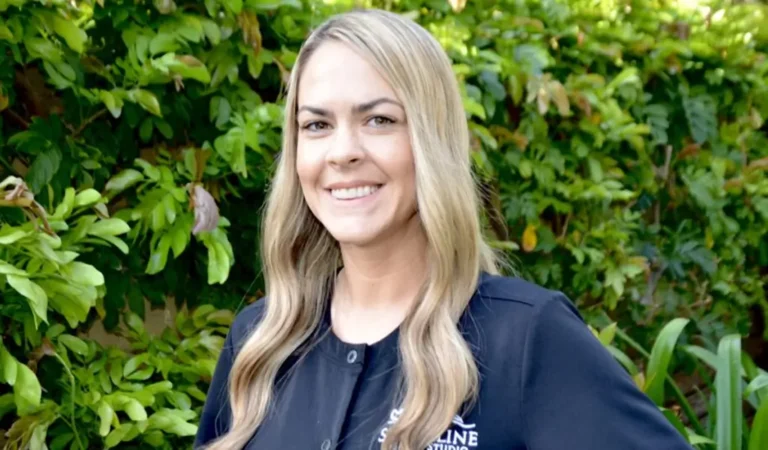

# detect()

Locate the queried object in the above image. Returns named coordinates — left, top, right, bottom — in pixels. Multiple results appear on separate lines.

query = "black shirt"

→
left=195, top=272, right=694, bottom=449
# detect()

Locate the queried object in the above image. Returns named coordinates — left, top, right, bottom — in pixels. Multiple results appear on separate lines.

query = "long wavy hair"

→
left=203, top=9, right=498, bottom=450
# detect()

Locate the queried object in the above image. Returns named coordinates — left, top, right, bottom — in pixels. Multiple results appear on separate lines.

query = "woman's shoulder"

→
left=466, top=272, right=595, bottom=364
left=473, top=271, right=580, bottom=323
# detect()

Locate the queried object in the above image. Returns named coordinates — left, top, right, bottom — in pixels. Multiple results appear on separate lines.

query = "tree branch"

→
left=72, top=109, right=108, bottom=137
left=0, top=198, right=33, bottom=207
left=2, top=109, right=30, bottom=129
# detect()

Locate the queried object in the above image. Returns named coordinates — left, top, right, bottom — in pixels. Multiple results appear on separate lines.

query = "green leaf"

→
left=98, top=401, right=114, bottom=436
left=48, top=432, right=73, bottom=450
left=211, top=241, right=231, bottom=284
left=88, top=219, right=131, bottom=237
left=605, top=67, right=640, bottom=96
left=135, top=159, right=160, bottom=181
left=715, top=335, right=742, bottom=450
left=487, top=240, right=520, bottom=251
left=598, top=323, right=618, bottom=346
left=606, top=345, right=639, bottom=376
left=588, top=158, right=603, bottom=183
left=59, top=334, right=89, bottom=356
left=745, top=373, right=768, bottom=398
left=170, top=55, right=211, bottom=84
left=105, top=424, right=132, bottom=448
left=25, top=37, right=62, bottom=62
left=0, top=23, right=13, bottom=41
left=52, top=16, right=86, bottom=53
left=123, top=354, right=148, bottom=378
left=685, top=345, right=732, bottom=373
left=201, top=19, right=221, bottom=45
left=463, top=96, right=486, bottom=120
left=125, top=312, right=145, bottom=335
left=155, top=119, right=173, bottom=139
left=223, top=0, right=243, bottom=13
left=52, top=187, right=76, bottom=219
left=41, top=60, right=73, bottom=88
left=26, top=145, right=62, bottom=194
left=187, top=386, right=207, bottom=402
left=0, top=344, right=18, bottom=385
left=688, top=431, right=715, bottom=445
left=0, top=227, right=30, bottom=245
left=29, top=422, right=46, bottom=448
left=100, top=235, right=130, bottom=254
left=645, top=318, right=689, bottom=405
left=246, top=0, right=301, bottom=9
left=146, top=233, right=172, bottom=274
left=100, top=90, right=123, bottom=118
left=109, top=360, right=123, bottom=385
left=210, top=96, right=231, bottom=128
left=149, top=32, right=179, bottom=55
left=45, top=324, right=66, bottom=339
left=126, top=367, right=154, bottom=381
left=139, top=117, right=154, bottom=142
left=604, top=267, right=624, bottom=298
left=682, top=93, right=717, bottom=144
left=168, top=391, right=192, bottom=410
left=105, top=168, right=143, bottom=193
left=171, top=220, right=190, bottom=258
left=7, top=275, right=48, bottom=327
left=143, top=430, right=165, bottom=446
left=661, top=407, right=687, bottom=437
left=14, top=363, right=41, bottom=414
left=192, top=304, right=216, bottom=324
left=38, top=279, right=93, bottom=327
left=62, top=261, right=105, bottom=286
left=131, top=89, right=162, bottom=117
left=214, top=127, right=247, bottom=177
left=124, top=399, right=148, bottom=421
left=749, top=395, right=768, bottom=450
left=147, top=409, right=198, bottom=436
left=0, top=393, right=15, bottom=422
left=74, top=188, right=101, bottom=207
left=0, top=259, right=27, bottom=276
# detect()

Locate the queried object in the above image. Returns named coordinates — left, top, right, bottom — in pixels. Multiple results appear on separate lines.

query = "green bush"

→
left=1, top=0, right=766, bottom=448
left=592, top=317, right=768, bottom=449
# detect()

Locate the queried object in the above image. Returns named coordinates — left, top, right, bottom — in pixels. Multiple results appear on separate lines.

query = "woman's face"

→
left=295, top=41, right=418, bottom=248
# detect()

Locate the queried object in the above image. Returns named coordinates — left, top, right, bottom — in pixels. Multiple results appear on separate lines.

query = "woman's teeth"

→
left=330, top=185, right=380, bottom=200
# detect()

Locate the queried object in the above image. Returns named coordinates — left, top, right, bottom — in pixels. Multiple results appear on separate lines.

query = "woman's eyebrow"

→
left=353, top=97, right=403, bottom=114
left=297, top=97, right=403, bottom=117
left=297, top=105, right=331, bottom=117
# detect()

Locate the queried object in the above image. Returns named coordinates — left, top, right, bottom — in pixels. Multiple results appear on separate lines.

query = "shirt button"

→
left=321, top=439, right=332, bottom=450
left=346, top=350, right=358, bottom=364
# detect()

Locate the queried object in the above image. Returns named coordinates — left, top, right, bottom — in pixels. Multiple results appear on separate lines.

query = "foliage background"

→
left=0, top=0, right=767, bottom=448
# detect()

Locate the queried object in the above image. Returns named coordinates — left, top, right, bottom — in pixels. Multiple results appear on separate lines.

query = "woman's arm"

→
left=520, top=293, right=694, bottom=449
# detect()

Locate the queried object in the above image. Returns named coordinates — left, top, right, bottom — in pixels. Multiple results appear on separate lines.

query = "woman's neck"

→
left=331, top=217, right=428, bottom=344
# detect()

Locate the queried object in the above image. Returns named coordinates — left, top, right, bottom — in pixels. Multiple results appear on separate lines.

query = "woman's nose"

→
left=326, top=125, right=365, bottom=166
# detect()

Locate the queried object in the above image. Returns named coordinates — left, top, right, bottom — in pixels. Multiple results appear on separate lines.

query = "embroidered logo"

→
left=377, top=408, right=479, bottom=449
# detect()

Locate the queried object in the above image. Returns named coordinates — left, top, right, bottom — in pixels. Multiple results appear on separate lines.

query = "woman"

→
left=195, top=9, right=693, bottom=450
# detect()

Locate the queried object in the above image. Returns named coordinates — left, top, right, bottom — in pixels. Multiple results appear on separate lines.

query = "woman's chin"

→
left=326, top=222, right=385, bottom=248
left=331, top=230, right=380, bottom=248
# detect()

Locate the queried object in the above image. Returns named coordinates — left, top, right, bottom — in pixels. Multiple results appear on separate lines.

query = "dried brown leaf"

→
left=190, top=184, right=220, bottom=234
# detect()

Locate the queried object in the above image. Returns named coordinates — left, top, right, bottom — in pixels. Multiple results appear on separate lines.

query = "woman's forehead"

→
left=297, top=42, right=400, bottom=108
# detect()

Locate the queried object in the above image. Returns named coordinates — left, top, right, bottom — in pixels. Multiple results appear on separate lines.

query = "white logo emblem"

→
left=377, top=408, right=479, bottom=449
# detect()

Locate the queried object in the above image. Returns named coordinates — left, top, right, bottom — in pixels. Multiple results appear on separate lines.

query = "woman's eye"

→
left=369, top=116, right=394, bottom=127
left=303, top=121, right=328, bottom=131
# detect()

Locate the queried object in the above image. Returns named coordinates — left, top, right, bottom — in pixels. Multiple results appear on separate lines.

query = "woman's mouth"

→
left=329, top=184, right=382, bottom=200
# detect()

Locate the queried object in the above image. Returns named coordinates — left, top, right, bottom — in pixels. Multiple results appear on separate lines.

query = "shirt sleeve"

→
left=520, top=292, right=694, bottom=450
left=194, top=329, right=235, bottom=449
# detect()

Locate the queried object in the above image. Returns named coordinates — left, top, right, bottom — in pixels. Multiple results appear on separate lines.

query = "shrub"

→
left=1, top=0, right=766, bottom=448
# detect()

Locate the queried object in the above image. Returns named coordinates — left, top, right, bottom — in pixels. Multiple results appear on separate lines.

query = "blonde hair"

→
left=204, top=9, right=498, bottom=450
